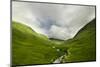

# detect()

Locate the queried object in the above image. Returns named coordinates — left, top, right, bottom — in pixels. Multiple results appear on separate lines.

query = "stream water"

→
left=53, top=56, right=64, bottom=63
left=53, top=53, right=67, bottom=63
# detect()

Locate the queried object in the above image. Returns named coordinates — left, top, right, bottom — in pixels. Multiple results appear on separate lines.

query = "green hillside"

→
left=12, top=21, right=65, bottom=65
left=12, top=18, right=96, bottom=66
left=61, top=19, right=96, bottom=62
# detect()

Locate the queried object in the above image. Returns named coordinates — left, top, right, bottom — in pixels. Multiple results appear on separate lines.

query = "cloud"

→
left=48, top=25, right=71, bottom=40
left=12, top=1, right=95, bottom=40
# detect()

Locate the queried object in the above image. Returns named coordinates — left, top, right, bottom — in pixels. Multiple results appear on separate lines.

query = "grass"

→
left=12, top=18, right=96, bottom=66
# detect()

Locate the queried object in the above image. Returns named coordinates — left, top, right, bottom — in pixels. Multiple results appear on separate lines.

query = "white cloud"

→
left=48, top=25, right=71, bottom=40
left=12, top=1, right=95, bottom=40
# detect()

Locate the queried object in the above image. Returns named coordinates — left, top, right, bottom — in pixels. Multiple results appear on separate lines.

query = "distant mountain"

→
left=49, top=38, right=64, bottom=45
left=49, top=38, right=64, bottom=41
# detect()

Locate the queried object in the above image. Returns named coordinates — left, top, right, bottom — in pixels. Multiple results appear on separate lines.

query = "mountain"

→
left=61, top=18, right=96, bottom=62
left=49, top=38, right=64, bottom=44
left=12, top=21, right=65, bottom=65
left=12, top=18, right=96, bottom=65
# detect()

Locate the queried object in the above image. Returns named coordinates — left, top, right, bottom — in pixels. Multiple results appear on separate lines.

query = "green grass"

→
left=12, top=19, right=96, bottom=65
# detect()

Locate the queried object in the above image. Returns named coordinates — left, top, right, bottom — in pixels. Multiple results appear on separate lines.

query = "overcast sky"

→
left=12, top=1, right=95, bottom=40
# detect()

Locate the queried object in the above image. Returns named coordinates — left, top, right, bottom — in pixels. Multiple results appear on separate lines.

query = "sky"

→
left=12, top=1, right=95, bottom=40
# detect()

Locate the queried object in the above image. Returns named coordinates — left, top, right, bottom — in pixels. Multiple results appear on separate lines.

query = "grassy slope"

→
left=62, top=19, right=96, bottom=62
left=12, top=21, right=65, bottom=65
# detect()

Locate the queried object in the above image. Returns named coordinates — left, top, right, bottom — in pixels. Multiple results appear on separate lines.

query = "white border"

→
left=0, top=0, right=100, bottom=67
